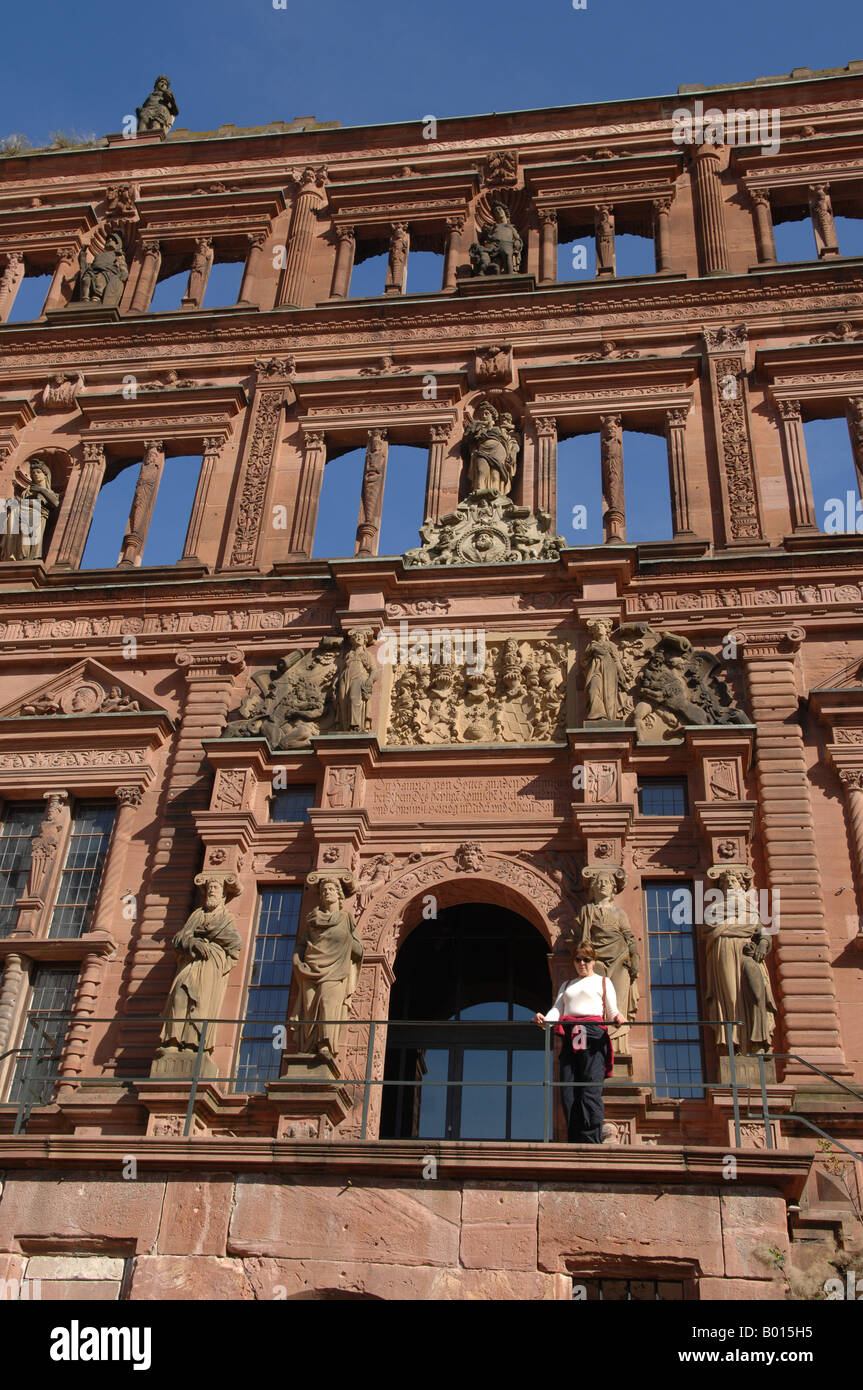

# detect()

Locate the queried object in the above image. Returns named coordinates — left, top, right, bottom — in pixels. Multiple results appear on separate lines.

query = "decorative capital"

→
left=141, top=239, right=161, bottom=257
left=82, top=440, right=106, bottom=465
left=117, top=785, right=145, bottom=808
left=143, top=438, right=164, bottom=454
left=335, top=225, right=356, bottom=244
left=446, top=214, right=466, bottom=234
left=302, top=429, right=325, bottom=450
left=202, top=435, right=226, bottom=457
left=429, top=424, right=450, bottom=444
left=731, top=626, right=806, bottom=658
left=247, top=229, right=269, bottom=250
left=599, top=412, right=622, bottom=430
left=776, top=398, right=802, bottom=422
left=367, top=427, right=388, bottom=444
left=539, top=207, right=558, bottom=226
left=839, top=769, right=863, bottom=791
left=294, top=165, right=328, bottom=192
left=175, top=647, right=245, bottom=679
left=748, top=187, right=771, bottom=209
left=665, top=407, right=689, bottom=429
left=652, top=196, right=673, bottom=215
left=254, top=355, right=295, bottom=381
left=703, top=323, right=748, bottom=352
left=535, top=418, right=558, bottom=438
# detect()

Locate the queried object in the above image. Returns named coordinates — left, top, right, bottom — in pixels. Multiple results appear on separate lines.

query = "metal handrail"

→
left=0, top=1012, right=860, bottom=1153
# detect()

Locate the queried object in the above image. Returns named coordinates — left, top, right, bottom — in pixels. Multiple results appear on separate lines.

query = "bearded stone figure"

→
left=152, top=874, right=242, bottom=1077
left=573, top=866, right=639, bottom=1050
left=289, top=872, right=364, bottom=1062
left=703, top=865, right=776, bottom=1054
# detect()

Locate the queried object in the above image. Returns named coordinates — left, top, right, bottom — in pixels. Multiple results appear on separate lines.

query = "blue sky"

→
left=5, top=2, right=863, bottom=563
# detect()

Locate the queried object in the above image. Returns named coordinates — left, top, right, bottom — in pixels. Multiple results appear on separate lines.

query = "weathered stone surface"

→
left=538, top=1187, right=724, bottom=1276
left=0, top=1253, right=27, bottom=1286
left=0, top=1175, right=164, bottom=1254
left=698, top=1277, right=785, bottom=1300
left=720, top=1191, right=790, bottom=1280
left=460, top=1182, right=538, bottom=1270
left=157, top=1177, right=234, bottom=1256
left=229, top=1178, right=461, bottom=1265
left=242, top=1256, right=565, bottom=1300
left=39, top=1280, right=122, bottom=1300
left=26, top=1255, right=125, bottom=1280
left=127, top=1256, right=254, bottom=1301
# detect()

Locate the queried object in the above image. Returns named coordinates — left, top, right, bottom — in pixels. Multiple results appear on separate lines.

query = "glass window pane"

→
left=459, top=1049, right=508, bottom=1140
left=638, top=779, right=688, bottom=816
left=48, top=803, right=115, bottom=938
left=8, top=965, right=79, bottom=1105
left=416, top=1048, right=449, bottom=1140
left=270, top=787, right=315, bottom=823
left=236, top=888, right=302, bottom=1092
left=0, top=803, right=44, bottom=938
left=644, top=881, right=704, bottom=1098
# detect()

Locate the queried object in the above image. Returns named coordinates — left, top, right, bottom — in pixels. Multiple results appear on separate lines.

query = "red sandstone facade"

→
left=0, top=64, right=862, bottom=1302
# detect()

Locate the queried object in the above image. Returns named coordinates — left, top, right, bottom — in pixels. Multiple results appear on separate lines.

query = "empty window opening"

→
left=833, top=215, right=863, bottom=259
left=6, top=273, right=52, bottom=321
left=614, top=232, right=655, bottom=278
left=404, top=249, right=445, bottom=294
left=348, top=251, right=388, bottom=299
left=312, top=448, right=365, bottom=558
left=623, top=430, right=673, bottom=542
left=141, top=455, right=202, bottom=566
left=772, top=214, right=816, bottom=263
left=803, top=417, right=861, bottom=534
left=80, top=462, right=140, bottom=569
left=202, top=259, right=244, bottom=308
left=148, top=270, right=189, bottom=313
left=557, top=236, right=596, bottom=282
left=378, top=444, right=428, bottom=556
left=557, top=433, right=603, bottom=545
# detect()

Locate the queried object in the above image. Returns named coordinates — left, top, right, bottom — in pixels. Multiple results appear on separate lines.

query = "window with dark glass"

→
left=7, top=964, right=79, bottom=1106
left=48, top=803, right=115, bottom=938
left=270, top=786, right=315, bottom=823
left=0, top=804, right=44, bottom=938
left=236, top=888, right=302, bottom=1091
left=381, top=906, right=548, bottom=1142
left=643, top=882, right=704, bottom=1099
left=637, top=778, right=688, bottom=816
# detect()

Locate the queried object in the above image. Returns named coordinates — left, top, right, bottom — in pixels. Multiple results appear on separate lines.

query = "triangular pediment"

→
left=0, top=660, right=166, bottom=720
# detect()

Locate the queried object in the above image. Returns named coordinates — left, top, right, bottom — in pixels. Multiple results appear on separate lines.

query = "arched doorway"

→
left=380, top=903, right=551, bottom=1141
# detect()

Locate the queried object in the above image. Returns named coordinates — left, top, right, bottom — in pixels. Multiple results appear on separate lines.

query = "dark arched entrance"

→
left=380, top=903, right=550, bottom=1141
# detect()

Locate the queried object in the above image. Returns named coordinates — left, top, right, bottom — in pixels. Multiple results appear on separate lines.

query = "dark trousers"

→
left=559, top=1023, right=610, bottom=1143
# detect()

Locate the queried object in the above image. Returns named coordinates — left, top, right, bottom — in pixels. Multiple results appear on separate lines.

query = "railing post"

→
left=543, top=1022, right=552, bottom=1143
left=183, top=1018, right=208, bottom=1138
left=725, top=1020, right=741, bottom=1147
left=759, top=1051, right=773, bottom=1149
left=360, top=1019, right=376, bottom=1141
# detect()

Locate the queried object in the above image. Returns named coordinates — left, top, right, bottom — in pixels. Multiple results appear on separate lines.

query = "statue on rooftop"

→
left=136, top=76, right=179, bottom=135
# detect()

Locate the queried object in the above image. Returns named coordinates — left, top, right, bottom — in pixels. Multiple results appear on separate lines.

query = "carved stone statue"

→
left=136, top=76, right=179, bottom=135
left=289, top=872, right=363, bottom=1061
left=152, top=873, right=242, bottom=1076
left=464, top=400, right=520, bottom=496
left=0, top=458, right=60, bottom=562
left=39, top=372, right=84, bottom=412
left=580, top=622, right=748, bottom=741
left=466, top=201, right=523, bottom=276
left=336, top=628, right=379, bottom=732
left=404, top=491, right=564, bottom=568
left=76, top=231, right=129, bottom=306
left=595, top=203, right=615, bottom=274
left=583, top=618, right=628, bottom=722
left=222, top=636, right=343, bottom=749
left=385, top=222, right=409, bottom=294
left=573, top=866, right=639, bottom=1049
left=703, top=865, right=776, bottom=1054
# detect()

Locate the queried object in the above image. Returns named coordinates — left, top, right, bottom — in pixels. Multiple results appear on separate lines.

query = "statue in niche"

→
left=385, top=222, right=409, bottom=293
left=222, top=636, right=343, bottom=748
left=183, top=238, right=212, bottom=306
left=39, top=372, right=84, bottom=411
left=356, top=430, right=387, bottom=554
left=136, top=76, right=179, bottom=135
left=119, top=443, right=161, bottom=566
left=0, top=458, right=60, bottom=562
left=152, top=874, right=242, bottom=1076
left=336, top=628, right=378, bottom=733
left=572, top=866, right=639, bottom=1050
left=289, top=872, right=363, bottom=1062
left=583, top=617, right=629, bottom=722
left=76, top=231, right=129, bottom=306
left=703, top=865, right=776, bottom=1054
left=595, top=204, right=615, bottom=272
left=464, top=400, right=519, bottom=496
left=467, top=201, right=523, bottom=276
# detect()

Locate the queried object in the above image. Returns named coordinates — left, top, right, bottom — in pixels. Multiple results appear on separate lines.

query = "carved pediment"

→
left=0, top=660, right=165, bottom=720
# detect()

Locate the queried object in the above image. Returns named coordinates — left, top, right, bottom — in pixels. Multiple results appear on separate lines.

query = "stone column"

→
left=118, top=439, right=165, bottom=567
left=846, top=398, right=863, bottom=497
left=384, top=222, right=409, bottom=296
left=43, top=246, right=77, bottom=313
left=838, top=771, right=863, bottom=917
left=14, top=790, right=71, bottom=937
left=535, top=418, right=558, bottom=517
left=52, top=441, right=107, bottom=568
left=594, top=204, right=615, bottom=277
left=228, top=367, right=292, bottom=569
left=424, top=424, right=450, bottom=523
left=702, top=324, right=763, bottom=545
left=180, top=237, right=214, bottom=310
left=0, top=953, right=26, bottom=1056
left=776, top=399, right=818, bottom=532
left=288, top=429, right=327, bottom=557
left=739, top=627, right=846, bottom=1071
left=652, top=197, right=673, bottom=272
left=809, top=184, right=840, bottom=259
left=182, top=436, right=225, bottom=562
left=355, top=428, right=389, bottom=557
left=539, top=209, right=558, bottom=284
left=330, top=226, right=356, bottom=299
left=90, top=785, right=145, bottom=936
left=749, top=189, right=777, bottom=264
left=0, top=252, right=24, bottom=322
left=238, top=230, right=269, bottom=305
left=129, top=239, right=162, bottom=312
left=600, top=413, right=626, bottom=543
left=55, top=948, right=108, bottom=1097
left=692, top=142, right=729, bottom=274
left=442, top=216, right=465, bottom=290
left=665, top=408, right=694, bottom=536
left=279, top=167, right=327, bottom=307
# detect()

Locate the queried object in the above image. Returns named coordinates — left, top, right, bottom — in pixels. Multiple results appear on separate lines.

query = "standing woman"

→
left=534, top=943, right=625, bottom=1143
